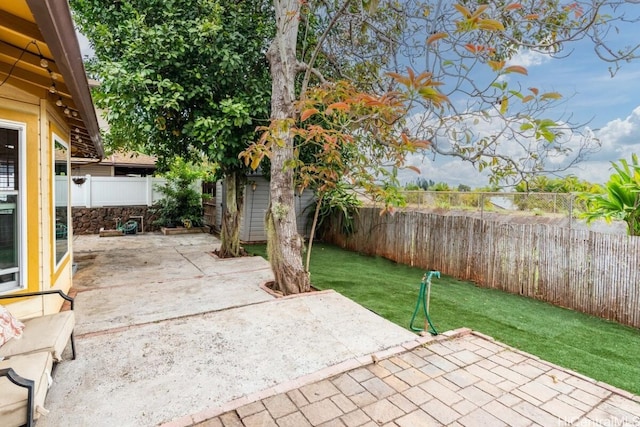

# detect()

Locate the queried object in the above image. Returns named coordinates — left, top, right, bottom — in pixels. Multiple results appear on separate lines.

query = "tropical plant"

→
left=152, top=157, right=213, bottom=228
left=581, top=154, right=640, bottom=236
left=243, top=76, right=428, bottom=293
left=431, top=182, right=452, bottom=192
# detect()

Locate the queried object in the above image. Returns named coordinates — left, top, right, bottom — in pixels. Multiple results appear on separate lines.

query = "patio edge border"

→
left=160, top=327, right=473, bottom=427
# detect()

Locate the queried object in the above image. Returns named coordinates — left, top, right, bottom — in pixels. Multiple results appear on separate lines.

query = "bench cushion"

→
left=0, top=351, right=53, bottom=427
left=0, top=311, right=74, bottom=361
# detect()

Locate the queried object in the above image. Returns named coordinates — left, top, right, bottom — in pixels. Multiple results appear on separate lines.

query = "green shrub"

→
left=152, top=157, right=211, bottom=227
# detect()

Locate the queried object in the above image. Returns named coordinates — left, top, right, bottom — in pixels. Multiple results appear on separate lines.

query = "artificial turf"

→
left=247, top=242, right=640, bottom=395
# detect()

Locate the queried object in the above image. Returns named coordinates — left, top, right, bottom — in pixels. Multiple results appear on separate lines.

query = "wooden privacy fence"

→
left=321, top=208, right=640, bottom=328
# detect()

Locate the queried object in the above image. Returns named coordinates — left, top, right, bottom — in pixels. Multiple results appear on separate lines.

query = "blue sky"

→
left=401, top=46, right=640, bottom=188
left=400, top=7, right=640, bottom=189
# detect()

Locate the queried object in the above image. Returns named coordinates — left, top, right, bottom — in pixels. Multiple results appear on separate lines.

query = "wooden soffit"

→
left=0, top=0, right=103, bottom=159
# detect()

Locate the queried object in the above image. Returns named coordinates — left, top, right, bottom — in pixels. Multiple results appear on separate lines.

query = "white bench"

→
left=0, top=290, right=76, bottom=427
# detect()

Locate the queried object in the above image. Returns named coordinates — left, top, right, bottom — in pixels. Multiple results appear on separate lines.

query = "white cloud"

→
left=560, top=105, right=640, bottom=183
left=596, top=106, right=640, bottom=159
left=398, top=156, right=490, bottom=188
left=506, top=50, right=552, bottom=68
left=401, top=104, right=605, bottom=187
left=567, top=160, right=614, bottom=184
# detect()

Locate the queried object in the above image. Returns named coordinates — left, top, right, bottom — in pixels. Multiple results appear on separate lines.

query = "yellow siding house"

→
left=0, top=0, right=103, bottom=317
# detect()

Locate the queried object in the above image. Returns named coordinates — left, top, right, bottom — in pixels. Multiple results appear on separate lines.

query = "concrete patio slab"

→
left=72, top=247, right=205, bottom=289
left=72, top=233, right=218, bottom=252
left=73, top=239, right=270, bottom=290
left=74, top=273, right=275, bottom=335
left=40, top=291, right=416, bottom=426
left=32, top=233, right=639, bottom=427
left=185, top=255, right=274, bottom=278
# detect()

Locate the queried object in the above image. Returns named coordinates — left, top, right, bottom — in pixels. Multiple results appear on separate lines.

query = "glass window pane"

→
left=0, top=194, right=17, bottom=269
left=0, top=128, right=18, bottom=191
left=54, top=140, right=69, bottom=265
left=0, top=194, right=18, bottom=288
left=0, top=125, right=19, bottom=290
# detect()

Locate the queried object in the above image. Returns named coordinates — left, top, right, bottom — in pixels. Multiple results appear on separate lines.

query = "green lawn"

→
left=247, top=242, right=640, bottom=395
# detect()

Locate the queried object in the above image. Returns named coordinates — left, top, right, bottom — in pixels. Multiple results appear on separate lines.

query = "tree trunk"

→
left=219, top=172, right=245, bottom=258
left=265, top=0, right=310, bottom=294
left=305, top=194, right=323, bottom=273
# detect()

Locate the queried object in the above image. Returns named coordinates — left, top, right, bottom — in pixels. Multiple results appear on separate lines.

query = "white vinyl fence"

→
left=61, top=176, right=168, bottom=207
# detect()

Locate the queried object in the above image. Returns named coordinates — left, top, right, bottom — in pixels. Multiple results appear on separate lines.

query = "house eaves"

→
left=25, top=0, right=103, bottom=158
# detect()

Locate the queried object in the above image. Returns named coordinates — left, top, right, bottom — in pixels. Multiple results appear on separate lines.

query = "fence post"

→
left=146, top=176, right=153, bottom=206
left=569, top=194, right=574, bottom=229
left=84, top=175, right=92, bottom=208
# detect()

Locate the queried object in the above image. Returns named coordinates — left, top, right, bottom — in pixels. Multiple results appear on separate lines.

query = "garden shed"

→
left=214, top=174, right=315, bottom=243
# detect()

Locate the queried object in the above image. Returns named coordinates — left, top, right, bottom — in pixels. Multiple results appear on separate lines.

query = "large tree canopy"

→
left=72, top=0, right=274, bottom=256
left=241, top=0, right=639, bottom=294
left=73, top=0, right=272, bottom=165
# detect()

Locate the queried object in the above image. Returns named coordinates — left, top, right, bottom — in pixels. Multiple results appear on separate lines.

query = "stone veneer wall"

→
left=72, top=206, right=160, bottom=234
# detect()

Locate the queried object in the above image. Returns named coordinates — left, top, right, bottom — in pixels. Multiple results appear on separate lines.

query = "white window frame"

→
left=0, top=119, right=27, bottom=294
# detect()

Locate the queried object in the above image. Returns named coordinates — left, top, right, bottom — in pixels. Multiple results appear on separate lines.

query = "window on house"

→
left=54, top=138, right=69, bottom=266
left=0, top=125, right=22, bottom=293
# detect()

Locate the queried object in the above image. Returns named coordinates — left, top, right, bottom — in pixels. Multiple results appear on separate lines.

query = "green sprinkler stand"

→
left=409, top=270, right=440, bottom=335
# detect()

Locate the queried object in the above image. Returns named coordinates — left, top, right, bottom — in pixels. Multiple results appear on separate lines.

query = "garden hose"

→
left=409, top=270, right=440, bottom=335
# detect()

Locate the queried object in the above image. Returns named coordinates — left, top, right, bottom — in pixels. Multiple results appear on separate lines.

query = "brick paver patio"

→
left=178, top=329, right=640, bottom=427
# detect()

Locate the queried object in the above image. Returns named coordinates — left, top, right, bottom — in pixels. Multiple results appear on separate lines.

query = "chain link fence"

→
left=360, top=190, right=627, bottom=233
left=392, top=191, right=590, bottom=227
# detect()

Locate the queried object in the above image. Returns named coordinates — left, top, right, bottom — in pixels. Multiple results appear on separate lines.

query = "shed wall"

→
left=216, top=176, right=315, bottom=243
